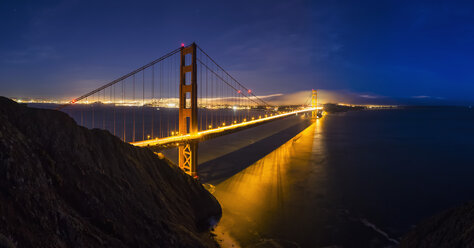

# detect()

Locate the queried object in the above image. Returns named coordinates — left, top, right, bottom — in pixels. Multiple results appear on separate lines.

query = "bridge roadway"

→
left=130, top=107, right=320, bottom=148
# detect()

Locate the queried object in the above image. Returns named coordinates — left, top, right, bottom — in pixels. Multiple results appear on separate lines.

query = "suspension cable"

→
left=196, top=45, right=271, bottom=107
left=197, top=58, right=261, bottom=106
left=57, top=47, right=181, bottom=110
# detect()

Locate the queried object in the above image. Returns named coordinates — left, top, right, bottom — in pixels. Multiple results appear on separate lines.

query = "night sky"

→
left=1, top=0, right=473, bottom=105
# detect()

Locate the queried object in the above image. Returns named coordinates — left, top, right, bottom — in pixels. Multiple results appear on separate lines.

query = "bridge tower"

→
left=179, top=43, right=198, bottom=177
left=311, top=89, right=318, bottom=118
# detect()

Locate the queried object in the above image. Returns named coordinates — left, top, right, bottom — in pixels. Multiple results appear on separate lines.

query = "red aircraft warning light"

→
left=181, top=43, right=185, bottom=47
left=237, top=90, right=241, bottom=94
left=248, top=89, right=252, bottom=93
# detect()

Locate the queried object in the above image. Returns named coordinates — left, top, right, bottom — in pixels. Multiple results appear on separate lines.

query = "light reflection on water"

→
left=211, top=108, right=474, bottom=247
left=212, top=119, right=326, bottom=247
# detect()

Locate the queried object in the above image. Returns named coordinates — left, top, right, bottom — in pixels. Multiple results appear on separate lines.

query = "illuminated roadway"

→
left=130, top=107, right=322, bottom=148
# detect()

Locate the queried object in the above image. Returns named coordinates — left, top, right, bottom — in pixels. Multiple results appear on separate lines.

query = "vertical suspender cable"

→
left=133, top=75, right=136, bottom=142
left=122, top=80, right=125, bottom=141
left=102, top=90, right=105, bottom=129
left=173, top=54, right=176, bottom=135
left=92, top=95, right=94, bottom=129
left=160, top=62, right=162, bottom=138
left=152, top=64, right=154, bottom=138
left=84, top=97, right=87, bottom=127
left=142, top=70, right=145, bottom=141
left=113, top=85, right=116, bottom=136
left=200, top=52, right=202, bottom=131
left=206, top=56, right=208, bottom=129
left=167, top=57, right=170, bottom=136
left=212, top=65, right=214, bottom=127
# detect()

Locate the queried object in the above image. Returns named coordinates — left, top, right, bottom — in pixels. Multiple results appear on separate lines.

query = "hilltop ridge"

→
left=0, top=97, right=221, bottom=247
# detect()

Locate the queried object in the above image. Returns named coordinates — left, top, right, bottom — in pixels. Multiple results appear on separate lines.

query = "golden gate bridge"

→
left=59, top=43, right=322, bottom=177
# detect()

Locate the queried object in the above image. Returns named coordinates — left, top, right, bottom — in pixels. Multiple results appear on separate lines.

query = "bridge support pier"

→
left=312, top=89, right=318, bottom=119
left=178, top=43, right=198, bottom=177
left=179, top=141, right=198, bottom=176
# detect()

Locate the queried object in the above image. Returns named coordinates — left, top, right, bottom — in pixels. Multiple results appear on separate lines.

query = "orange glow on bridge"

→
left=131, top=107, right=321, bottom=147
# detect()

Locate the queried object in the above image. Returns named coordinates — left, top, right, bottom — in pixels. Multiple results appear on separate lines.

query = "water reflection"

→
left=213, top=119, right=326, bottom=247
left=211, top=109, right=474, bottom=247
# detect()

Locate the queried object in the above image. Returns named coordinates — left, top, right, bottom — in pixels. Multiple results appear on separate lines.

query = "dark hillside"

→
left=0, top=97, right=221, bottom=248
left=400, top=201, right=474, bottom=248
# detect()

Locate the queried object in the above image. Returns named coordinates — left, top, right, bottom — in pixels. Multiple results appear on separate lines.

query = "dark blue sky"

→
left=1, top=0, right=473, bottom=104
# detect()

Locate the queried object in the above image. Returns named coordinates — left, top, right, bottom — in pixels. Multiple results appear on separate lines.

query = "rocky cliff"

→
left=400, top=201, right=474, bottom=247
left=0, top=97, right=221, bottom=247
